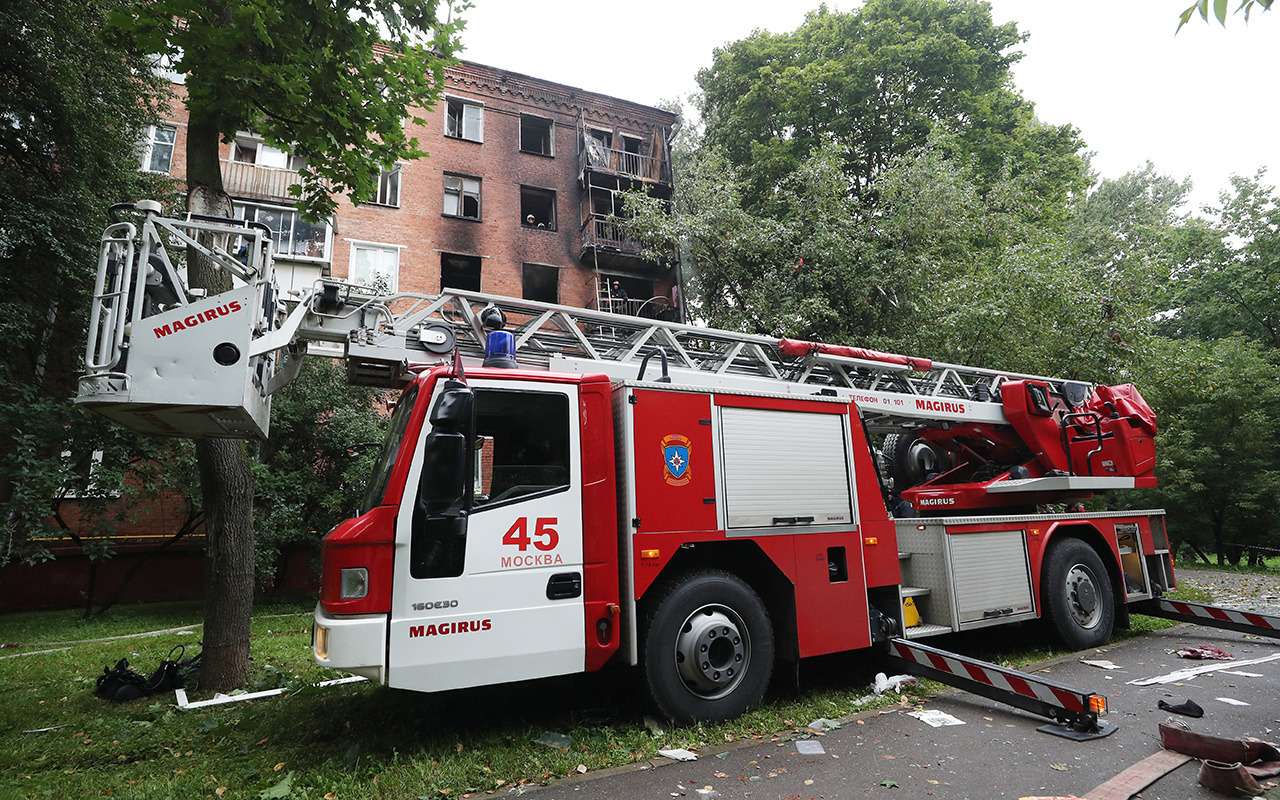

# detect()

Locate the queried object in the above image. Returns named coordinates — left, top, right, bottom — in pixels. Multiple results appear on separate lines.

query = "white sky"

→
left=458, top=1, right=1277, bottom=212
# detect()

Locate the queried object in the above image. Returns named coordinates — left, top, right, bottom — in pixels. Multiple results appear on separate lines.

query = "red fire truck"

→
left=78, top=205, right=1280, bottom=737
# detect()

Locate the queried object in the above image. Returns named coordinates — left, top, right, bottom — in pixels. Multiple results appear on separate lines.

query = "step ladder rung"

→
left=903, top=623, right=951, bottom=639
left=900, top=586, right=931, bottom=598
left=898, top=551, right=911, bottom=560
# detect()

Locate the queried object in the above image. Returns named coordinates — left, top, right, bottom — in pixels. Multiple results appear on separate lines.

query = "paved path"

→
left=1178, top=567, right=1280, bottom=616
left=523, top=626, right=1280, bottom=800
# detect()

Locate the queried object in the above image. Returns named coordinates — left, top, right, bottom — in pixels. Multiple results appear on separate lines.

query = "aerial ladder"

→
left=82, top=203, right=1154, bottom=513
left=76, top=202, right=1280, bottom=738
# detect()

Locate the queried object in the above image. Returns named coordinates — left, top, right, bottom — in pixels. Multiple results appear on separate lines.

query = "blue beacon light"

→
left=480, top=305, right=518, bottom=369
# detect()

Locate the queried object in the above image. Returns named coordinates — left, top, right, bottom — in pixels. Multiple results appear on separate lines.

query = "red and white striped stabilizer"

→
left=888, top=638, right=1097, bottom=720
left=1135, top=598, right=1280, bottom=639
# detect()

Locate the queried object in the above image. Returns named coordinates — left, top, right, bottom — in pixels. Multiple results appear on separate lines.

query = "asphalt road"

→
left=523, top=625, right=1280, bottom=800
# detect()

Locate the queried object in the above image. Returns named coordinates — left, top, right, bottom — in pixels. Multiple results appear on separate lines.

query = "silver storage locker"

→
left=947, top=530, right=1034, bottom=625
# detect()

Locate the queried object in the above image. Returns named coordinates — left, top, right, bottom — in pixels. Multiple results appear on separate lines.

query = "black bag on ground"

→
left=94, top=645, right=201, bottom=703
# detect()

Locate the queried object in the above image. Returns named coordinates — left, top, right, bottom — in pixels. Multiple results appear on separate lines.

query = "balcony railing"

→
left=580, top=140, right=671, bottom=184
left=581, top=214, right=643, bottom=255
left=220, top=159, right=302, bottom=202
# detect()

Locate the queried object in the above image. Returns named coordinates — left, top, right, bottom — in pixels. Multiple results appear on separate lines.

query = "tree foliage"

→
left=0, top=0, right=176, bottom=566
left=697, top=0, right=1088, bottom=208
left=251, top=360, right=389, bottom=589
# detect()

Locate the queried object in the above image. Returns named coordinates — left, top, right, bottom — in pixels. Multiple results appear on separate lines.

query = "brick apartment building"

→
left=139, top=59, right=682, bottom=319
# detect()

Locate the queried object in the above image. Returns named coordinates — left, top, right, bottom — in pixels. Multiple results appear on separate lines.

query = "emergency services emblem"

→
left=661, top=434, right=692, bottom=486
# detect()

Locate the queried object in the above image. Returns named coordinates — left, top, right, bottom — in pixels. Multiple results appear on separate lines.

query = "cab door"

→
left=387, top=378, right=584, bottom=692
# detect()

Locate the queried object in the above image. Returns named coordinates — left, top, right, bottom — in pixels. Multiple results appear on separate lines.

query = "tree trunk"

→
left=185, top=110, right=257, bottom=691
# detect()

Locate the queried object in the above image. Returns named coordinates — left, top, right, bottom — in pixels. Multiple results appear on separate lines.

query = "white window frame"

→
left=230, top=133, right=304, bottom=171
left=370, top=165, right=402, bottom=208
left=444, top=95, right=484, bottom=143
left=233, top=200, right=332, bottom=263
left=519, top=114, right=555, bottom=157
left=139, top=124, right=177, bottom=174
left=443, top=173, right=482, bottom=220
left=347, top=240, right=403, bottom=293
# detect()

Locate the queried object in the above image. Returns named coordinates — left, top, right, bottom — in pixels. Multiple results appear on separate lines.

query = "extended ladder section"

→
left=1131, top=598, right=1280, bottom=640
left=886, top=638, right=1116, bottom=741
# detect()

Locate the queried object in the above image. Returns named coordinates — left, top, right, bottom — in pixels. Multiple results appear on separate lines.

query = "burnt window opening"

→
left=520, top=186, right=556, bottom=230
left=520, top=115, right=553, bottom=156
left=440, top=253, right=482, bottom=292
left=522, top=263, right=559, bottom=304
left=443, top=173, right=481, bottom=220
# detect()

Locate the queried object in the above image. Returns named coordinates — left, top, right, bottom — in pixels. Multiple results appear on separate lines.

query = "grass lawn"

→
left=0, top=583, right=1211, bottom=800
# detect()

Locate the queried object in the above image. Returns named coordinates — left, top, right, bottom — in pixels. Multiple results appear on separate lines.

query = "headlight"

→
left=340, top=567, right=369, bottom=599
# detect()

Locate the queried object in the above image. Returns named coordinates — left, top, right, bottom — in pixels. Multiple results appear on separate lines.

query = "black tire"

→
left=641, top=570, right=774, bottom=724
left=1042, top=538, right=1115, bottom=650
left=882, top=431, right=949, bottom=493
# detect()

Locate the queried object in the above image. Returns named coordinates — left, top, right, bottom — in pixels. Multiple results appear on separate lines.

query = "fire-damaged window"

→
left=440, top=253, right=481, bottom=292
left=443, top=173, right=481, bottom=220
left=521, top=263, right=559, bottom=303
left=520, top=186, right=556, bottom=230
left=472, top=390, right=570, bottom=509
left=520, top=114, right=553, bottom=156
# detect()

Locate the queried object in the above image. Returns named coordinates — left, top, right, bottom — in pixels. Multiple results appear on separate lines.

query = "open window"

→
left=440, top=253, right=481, bottom=292
left=443, top=173, right=481, bottom=220
left=520, top=186, right=556, bottom=230
left=445, top=98, right=483, bottom=142
left=521, top=263, right=559, bottom=303
left=520, top=114, right=554, bottom=156
left=372, top=166, right=401, bottom=207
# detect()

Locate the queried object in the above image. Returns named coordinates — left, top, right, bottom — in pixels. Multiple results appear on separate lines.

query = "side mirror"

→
left=419, top=431, right=467, bottom=511
left=430, top=380, right=473, bottom=432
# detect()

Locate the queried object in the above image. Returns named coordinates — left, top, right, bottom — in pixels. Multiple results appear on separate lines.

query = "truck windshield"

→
left=361, top=382, right=419, bottom=513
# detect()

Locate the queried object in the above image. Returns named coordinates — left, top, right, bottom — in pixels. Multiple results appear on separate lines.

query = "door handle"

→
left=546, top=572, right=582, bottom=600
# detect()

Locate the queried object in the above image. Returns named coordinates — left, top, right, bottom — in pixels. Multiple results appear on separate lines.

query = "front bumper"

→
left=312, top=604, right=387, bottom=684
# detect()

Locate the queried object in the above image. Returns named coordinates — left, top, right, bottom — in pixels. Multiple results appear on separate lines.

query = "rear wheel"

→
left=642, top=570, right=774, bottom=724
left=1042, top=538, right=1115, bottom=649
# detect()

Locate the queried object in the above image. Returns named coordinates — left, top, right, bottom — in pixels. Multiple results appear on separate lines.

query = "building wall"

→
left=150, top=61, right=678, bottom=310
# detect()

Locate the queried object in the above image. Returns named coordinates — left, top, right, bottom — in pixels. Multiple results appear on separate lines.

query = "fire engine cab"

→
left=77, top=204, right=1280, bottom=733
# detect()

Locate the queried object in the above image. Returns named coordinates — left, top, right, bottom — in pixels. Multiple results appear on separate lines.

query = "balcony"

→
left=582, top=213, right=642, bottom=256
left=220, top=159, right=302, bottom=203
left=579, top=140, right=672, bottom=187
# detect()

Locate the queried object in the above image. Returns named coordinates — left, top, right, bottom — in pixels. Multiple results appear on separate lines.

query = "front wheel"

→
left=642, top=570, right=774, bottom=723
left=1042, top=538, right=1115, bottom=650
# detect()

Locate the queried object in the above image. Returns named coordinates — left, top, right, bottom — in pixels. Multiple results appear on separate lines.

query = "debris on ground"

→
left=873, top=672, right=917, bottom=695
left=1222, top=670, right=1265, bottom=678
left=1175, top=644, right=1233, bottom=660
left=21, top=725, right=68, bottom=734
left=657, top=748, right=699, bottom=762
left=574, top=764, right=587, bottom=774
left=808, top=717, right=841, bottom=732
left=1080, top=658, right=1122, bottom=670
left=1129, top=653, right=1280, bottom=686
left=534, top=731, right=572, bottom=751
left=795, top=739, right=826, bottom=755
left=1216, top=697, right=1251, bottom=706
left=907, top=709, right=965, bottom=728
left=643, top=716, right=666, bottom=736
left=1158, top=698, right=1205, bottom=718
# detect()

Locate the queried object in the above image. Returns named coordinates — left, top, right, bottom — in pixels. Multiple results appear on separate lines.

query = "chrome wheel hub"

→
left=674, top=604, right=749, bottom=699
left=1066, top=564, right=1103, bottom=629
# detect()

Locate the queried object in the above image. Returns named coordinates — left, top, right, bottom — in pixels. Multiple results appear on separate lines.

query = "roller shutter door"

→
left=719, top=407, right=853, bottom=529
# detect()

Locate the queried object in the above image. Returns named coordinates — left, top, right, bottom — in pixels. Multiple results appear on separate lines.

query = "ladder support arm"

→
left=1132, top=598, right=1280, bottom=640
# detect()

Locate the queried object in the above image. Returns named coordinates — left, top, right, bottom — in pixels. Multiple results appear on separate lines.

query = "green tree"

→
left=1178, top=0, right=1273, bottom=31
left=1168, top=172, right=1280, bottom=349
left=1138, top=336, right=1280, bottom=564
left=697, top=0, right=1087, bottom=208
left=252, top=360, right=388, bottom=589
left=109, top=0, right=464, bottom=689
left=0, top=0, right=171, bottom=568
